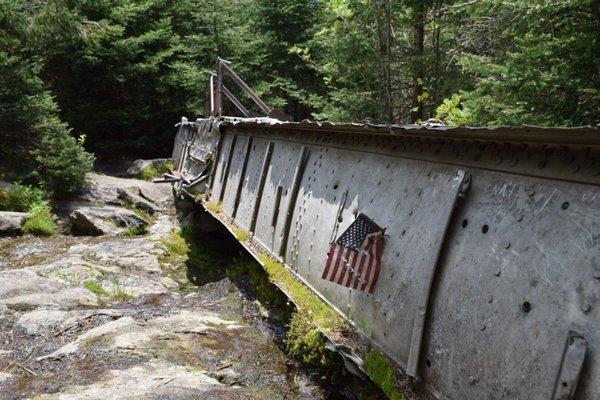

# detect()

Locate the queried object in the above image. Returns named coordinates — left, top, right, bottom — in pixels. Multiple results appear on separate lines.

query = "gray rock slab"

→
left=69, top=206, right=148, bottom=236
left=0, top=211, right=30, bottom=235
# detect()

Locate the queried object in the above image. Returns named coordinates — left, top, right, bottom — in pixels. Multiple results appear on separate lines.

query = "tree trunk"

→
left=410, top=1, right=425, bottom=123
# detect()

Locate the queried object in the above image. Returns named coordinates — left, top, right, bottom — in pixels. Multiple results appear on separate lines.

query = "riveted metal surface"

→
left=210, top=133, right=235, bottom=202
left=421, top=169, right=600, bottom=400
left=220, top=135, right=250, bottom=216
left=173, top=117, right=600, bottom=400
left=284, top=144, right=467, bottom=372
left=172, top=122, right=193, bottom=172
left=246, top=139, right=305, bottom=253
left=233, top=138, right=271, bottom=229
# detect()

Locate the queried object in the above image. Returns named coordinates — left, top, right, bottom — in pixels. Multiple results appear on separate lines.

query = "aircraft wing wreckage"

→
left=168, top=59, right=600, bottom=400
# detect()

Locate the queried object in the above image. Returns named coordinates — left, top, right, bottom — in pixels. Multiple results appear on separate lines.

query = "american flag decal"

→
left=321, top=214, right=385, bottom=294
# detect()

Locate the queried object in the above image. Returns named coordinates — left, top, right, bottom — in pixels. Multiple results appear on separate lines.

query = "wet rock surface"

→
left=0, top=170, right=382, bottom=400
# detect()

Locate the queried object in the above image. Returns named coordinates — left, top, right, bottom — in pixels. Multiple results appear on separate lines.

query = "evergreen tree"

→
left=0, top=0, right=94, bottom=196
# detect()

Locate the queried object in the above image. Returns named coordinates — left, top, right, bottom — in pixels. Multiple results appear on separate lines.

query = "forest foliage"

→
left=0, top=0, right=598, bottom=194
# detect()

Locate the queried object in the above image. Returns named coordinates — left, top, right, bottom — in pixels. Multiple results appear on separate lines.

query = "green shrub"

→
left=35, top=130, right=95, bottom=197
left=0, top=184, right=57, bottom=235
left=0, top=183, right=47, bottom=212
left=0, top=1, right=94, bottom=199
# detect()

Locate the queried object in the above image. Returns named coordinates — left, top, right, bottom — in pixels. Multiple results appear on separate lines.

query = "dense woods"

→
left=1, top=0, right=599, bottom=195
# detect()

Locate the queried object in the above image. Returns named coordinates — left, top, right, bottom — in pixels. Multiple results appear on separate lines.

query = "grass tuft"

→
left=21, top=201, right=56, bottom=236
left=84, top=280, right=110, bottom=296
left=160, top=230, right=189, bottom=264
left=125, top=225, right=147, bottom=236
left=84, top=279, right=133, bottom=300
left=139, top=162, right=172, bottom=181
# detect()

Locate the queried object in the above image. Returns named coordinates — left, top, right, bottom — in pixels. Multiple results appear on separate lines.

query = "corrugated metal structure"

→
left=171, top=115, right=600, bottom=400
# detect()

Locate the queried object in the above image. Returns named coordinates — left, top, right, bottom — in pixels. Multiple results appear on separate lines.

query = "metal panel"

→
left=221, top=135, right=250, bottom=216
left=286, top=144, right=469, bottom=371
left=421, top=170, right=600, bottom=400
left=173, top=117, right=600, bottom=400
left=235, top=139, right=272, bottom=230
left=552, top=331, right=587, bottom=400
left=252, top=141, right=304, bottom=253
left=210, top=133, right=235, bottom=203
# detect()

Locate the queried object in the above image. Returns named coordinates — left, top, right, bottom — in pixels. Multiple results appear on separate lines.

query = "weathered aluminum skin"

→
left=173, top=117, right=600, bottom=400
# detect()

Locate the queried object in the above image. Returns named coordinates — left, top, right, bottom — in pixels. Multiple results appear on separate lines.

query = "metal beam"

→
left=221, top=61, right=271, bottom=115
left=223, top=85, right=251, bottom=117
left=250, top=142, right=274, bottom=234
left=278, top=146, right=310, bottom=259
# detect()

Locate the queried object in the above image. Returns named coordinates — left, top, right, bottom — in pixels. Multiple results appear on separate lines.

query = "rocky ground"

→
left=0, top=170, right=370, bottom=399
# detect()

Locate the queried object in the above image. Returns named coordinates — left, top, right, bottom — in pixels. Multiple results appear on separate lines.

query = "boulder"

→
left=69, top=206, right=148, bottom=236
left=117, top=187, right=159, bottom=214
left=126, top=158, right=171, bottom=177
left=0, top=211, right=30, bottom=235
left=80, top=173, right=173, bottom=207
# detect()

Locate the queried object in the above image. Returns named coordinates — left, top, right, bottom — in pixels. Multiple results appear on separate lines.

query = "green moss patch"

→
left=161, top=230, right=189, bottom=261
left=257, top=254, right=344, bottom=333
left=364, top=349, right=404, bottom=400
left=205, top=201, right=221, bottom=213
left=255, top=254, right=347, bottom=367
left=232, top=227, right=250, bottom=241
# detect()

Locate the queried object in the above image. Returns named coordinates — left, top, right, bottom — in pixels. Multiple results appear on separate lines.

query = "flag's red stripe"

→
left=326, top=244, right=341, bottom=281
left=368, top=238, right=383, bottom=293
left=352, top=250, right=367, bottom=289
left=361, top=245, right=374, bottom=291
left=328, top=245, right=346, bottom=282
left=344, top=250, right=358, bottom=287
left=341, top=250, right=356, bottom=287
left=321, top=243, right=336, bottom=279
left=337, top=249, right=354, bottom=285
